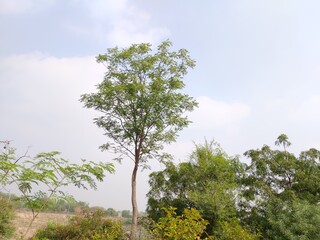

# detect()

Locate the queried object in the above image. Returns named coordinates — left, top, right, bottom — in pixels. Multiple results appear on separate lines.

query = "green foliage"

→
left=0, top=141, right=23, bottom=187
left=240, top=134, right=320, bottom=238
left=147, top=141, right=244, bottom=234
left=90, top=206, right=106, bottom=214
left=0, top=141, right=115, bottom=238
left=1, top=143, right=114, bottom=211
left=81, top=41, right=196, bottom=163
left=80, top=40, right=197, bottom=165
left=122, top=217, right=132, bottom=225
left=15, top=152, right=114, bottom=212
left=16, top=194, right=88, bottom=213
left=121, top=209, right=131, bottom=218
left=31, top=210, right=124, bottom=240
left=106, top=208, right=118, bottom=217
left=80, top=40, right=197, bottom=239
left=187, top=142, right=243, bottom=231
left=151, top=207, right=210, bottom=240
left=294, top=148, right=320, bottom=204
left=0, top=198, right=15, bottom=239
left=266, top=199, right=320, bottom=240
left=218, top=219, right=260, bottom=240
left=148, top=135, right=320, bottom=239
left=147, top=160, right=192, bottom=220
left=46, top=195, right=78, bottom=213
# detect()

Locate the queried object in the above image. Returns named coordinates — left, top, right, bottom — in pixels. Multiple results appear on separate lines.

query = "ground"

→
left=11, top=210, right=70, bottom=239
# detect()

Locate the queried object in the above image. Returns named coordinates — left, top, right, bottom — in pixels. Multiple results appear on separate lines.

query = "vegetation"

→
left=238, top=134, right=320, bottom=238
left=31, top=210, right=124, bottom=240
left=151, top=207, right=210, bottom=240
left=1, top=39, right=319, bottom=240
left=0, top=197, right=15, bottom=239
left=265, top=198, right=320, bottom=239
left=121, top=210, right=131, bottom=218
left=1, top=134, right=319, bottom=239
left=147, top=141, right=246, bottom=235
left=106, top=208, right=119, bottom=217
left=0, top=141, right=114, bottom=239
left=147, top=135, right=320, bottom=239
left=218, top=219, right=260, bottom=240
left=80, top=40, right=198, bottom=239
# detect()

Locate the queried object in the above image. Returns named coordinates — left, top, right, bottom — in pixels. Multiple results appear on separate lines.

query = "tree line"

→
left=146, top=134, right=320, bottom=239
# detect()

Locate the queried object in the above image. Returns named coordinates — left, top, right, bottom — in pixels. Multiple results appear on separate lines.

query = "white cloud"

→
left=0, top=53, right=103, bottom=99
left=0, top=0, right=54, bottom=14
left=82, top=0, right=127, bottom=20
left=189, top=96, right=251, bottom=131
left=105, top=3, right=169, bottom=47
left=0, top=53, right=105, bottom=152
left=78, top=0, right=169, bottom=47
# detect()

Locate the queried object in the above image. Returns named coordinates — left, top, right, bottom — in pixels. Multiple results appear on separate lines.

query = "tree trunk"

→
left=130, top=162, right=139, bottom=240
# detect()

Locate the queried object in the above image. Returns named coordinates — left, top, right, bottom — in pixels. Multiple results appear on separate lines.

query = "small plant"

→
left=31, top=210, right=124, bottom=240
left=152, top=207, right=211, bottom=240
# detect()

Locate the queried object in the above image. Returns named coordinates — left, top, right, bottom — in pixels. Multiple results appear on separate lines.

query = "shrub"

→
left=31, top=210, right=123, bottom=240
left=218, top=219, right=260, bottom=240
left=0, top=198, right=15, bottom=239
left=152, top=207, right=211, bottom=240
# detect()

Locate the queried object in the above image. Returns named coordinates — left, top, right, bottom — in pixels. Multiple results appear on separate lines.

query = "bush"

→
left=152, top=207, right=211, bottom=240
left=0, top=198, right=15, bottom=239
left=31, top=210, right=123, bottom=240
left=218, top=219, right=260, bottom=240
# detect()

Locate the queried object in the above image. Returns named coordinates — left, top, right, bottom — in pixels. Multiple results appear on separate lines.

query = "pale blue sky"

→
left=1, top=0, right=320, bottom=210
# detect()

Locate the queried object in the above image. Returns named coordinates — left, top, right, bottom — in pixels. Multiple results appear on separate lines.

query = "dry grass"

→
left=11, top=210, right=71, bottom=239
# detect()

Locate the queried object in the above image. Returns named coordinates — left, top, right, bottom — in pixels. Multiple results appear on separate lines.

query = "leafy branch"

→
left=0, top=141, right=114, bottom=239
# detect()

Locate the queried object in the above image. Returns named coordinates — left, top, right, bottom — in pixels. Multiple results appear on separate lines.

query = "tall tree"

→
left=80, top=40, right=197, bottom=239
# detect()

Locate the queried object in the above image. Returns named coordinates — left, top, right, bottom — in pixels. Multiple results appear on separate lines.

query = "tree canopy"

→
left=147, top=141, right=246, bottom=236
left=239, top=134, right=320, bottom=238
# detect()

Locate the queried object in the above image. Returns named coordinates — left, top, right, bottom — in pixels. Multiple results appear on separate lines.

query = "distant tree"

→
left=106, top=208, right=118, bottom=217
left=121, top=210, right=131, bottom=218
left=90, top=206, right=106, bottom=213
left=80, top=40, right=197, bottom=239
left=275, top=133, right=291, bottom=151
left=35, top=194, right=78, bottom=213
left=77, top=201, right=90, bottom=210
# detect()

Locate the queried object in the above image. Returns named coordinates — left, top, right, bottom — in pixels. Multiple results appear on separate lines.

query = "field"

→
left=11, top=210, right=71, bottom=239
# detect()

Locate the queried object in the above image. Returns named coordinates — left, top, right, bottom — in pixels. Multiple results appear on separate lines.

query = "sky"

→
left=1, top=0, right=320, bottom=211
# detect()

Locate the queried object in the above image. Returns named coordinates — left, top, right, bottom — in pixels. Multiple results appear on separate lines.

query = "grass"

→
left=11, top=209, right=71, bottom=239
